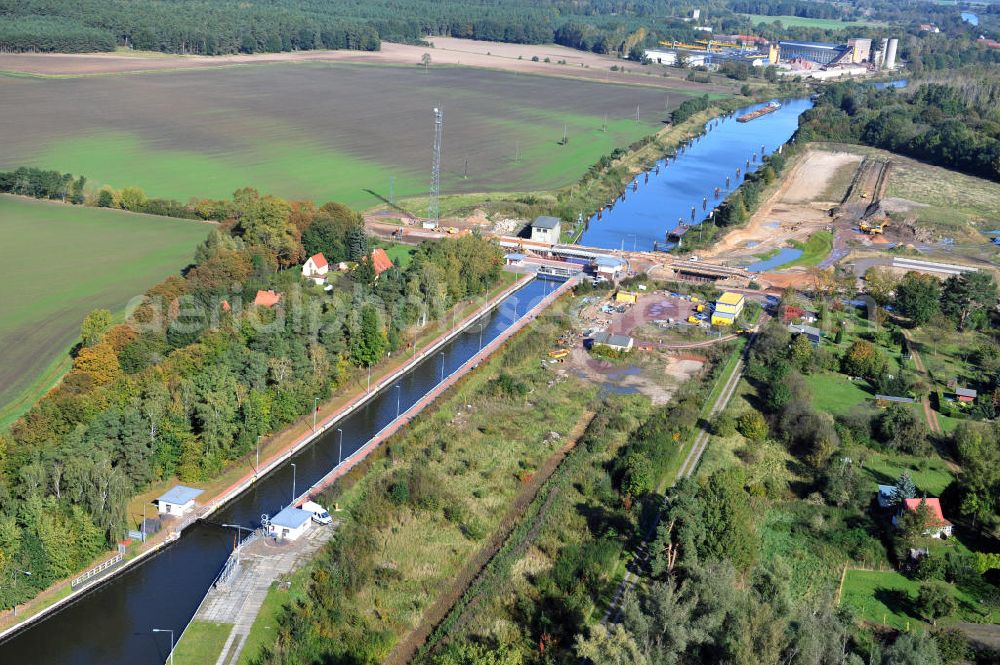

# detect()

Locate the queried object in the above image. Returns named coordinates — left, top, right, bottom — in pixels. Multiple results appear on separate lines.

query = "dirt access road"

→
left=0, top=37, right=732, bottom=93
left=704, top=149, right=862, bottom=262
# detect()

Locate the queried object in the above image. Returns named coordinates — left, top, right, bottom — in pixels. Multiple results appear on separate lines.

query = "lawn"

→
left=173, top=620, right=233, bottom=665
left=0, top=63, right=695, bottom=209
left=803, top=372, right=877, bottom=415
left=378, top=241, right=418, bottom=269
left=785, top=231, right=833, bottom=268
left=840, top=569, right=993, bottom=629
left=741, top=13, right=882, bottom=29
left=0, top=195, right=211, bottom=429
left=861, top=451, right=955, bottom=496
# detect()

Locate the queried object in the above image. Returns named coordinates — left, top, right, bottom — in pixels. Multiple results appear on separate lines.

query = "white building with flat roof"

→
left=269, top=507, right=313, bottom=541
left=156, top=485, right=204, bottom=516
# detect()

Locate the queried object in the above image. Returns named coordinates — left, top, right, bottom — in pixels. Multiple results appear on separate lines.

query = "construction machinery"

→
left=860, top=220, right=888, bottom=235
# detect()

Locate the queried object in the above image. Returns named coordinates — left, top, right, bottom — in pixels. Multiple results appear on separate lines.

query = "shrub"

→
left=737, top=411, right=768, bottom=440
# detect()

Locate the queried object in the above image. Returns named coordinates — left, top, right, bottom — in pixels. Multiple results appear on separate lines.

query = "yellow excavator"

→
left=860, top=220, right=888, bottom=235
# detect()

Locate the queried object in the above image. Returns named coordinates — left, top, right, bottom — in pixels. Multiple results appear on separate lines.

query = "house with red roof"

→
left=253, top=290, right=282, bottom=308
left=371, top=247, right=394, bottom=276
left=893, top=498, right=953, bottom=538
left=302, top=253, right=329, bottom=285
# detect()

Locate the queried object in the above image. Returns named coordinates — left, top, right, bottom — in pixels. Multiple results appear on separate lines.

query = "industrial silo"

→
left=884, top=38, right=898, bottom=69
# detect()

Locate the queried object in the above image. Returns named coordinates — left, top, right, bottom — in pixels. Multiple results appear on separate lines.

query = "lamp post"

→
left=152, top=628, right=174, bottom=665
left=395, top=385, right=402, bottom=419
left=290, top=463, right=297, bottom=504
left=439, top=352, right=445, bottom=382
left=255, top=435, right=262, bottom=478
left=367, top=363, right=371, bottom=393
left=10, top=570, right=31, bottom=617
left=337, top=428, right=343, bottom=465
left=312, top=397, right=319, bottom=431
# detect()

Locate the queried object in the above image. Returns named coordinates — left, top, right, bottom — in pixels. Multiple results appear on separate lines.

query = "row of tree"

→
left=0, top=185, right=503, bottom=610
left=798, top=80, right=1000, bottom=182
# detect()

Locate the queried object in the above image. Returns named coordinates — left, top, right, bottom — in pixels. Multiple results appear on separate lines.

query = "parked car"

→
left=301, top=500, right=333, bottom=525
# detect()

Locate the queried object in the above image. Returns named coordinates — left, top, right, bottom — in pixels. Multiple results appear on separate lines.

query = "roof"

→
left=271, top=507, right=313, bottom=530
left=594, top=255, right=625, bottom=268
left=878, top=484, right=895, bottom=496
left=307, top=253, right=328, bottom=269
left=157, top=485, right=204, bottom=505
left=531, top=216, right=561, bottom=230
left=875, top=395, right=915, bottom=403
left=254, top=290, right=281, bottom=307
left=955, top=387, right=977, bottom=398
left=591, top=331, right=633, bottom=348
left=504, top=253, right=525, bottom=261
left=371, top=247, right=394, bottom=275
left=788, top=324, right=821, bottom=338
left=779, top=40, right=847, bottom=50
left=718, top=292, right=745, bottom=306
left=902, top=498, right=951, bottom=527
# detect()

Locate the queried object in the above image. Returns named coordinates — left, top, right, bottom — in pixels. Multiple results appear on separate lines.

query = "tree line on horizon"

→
left=0, top=183, right=503, bottom=611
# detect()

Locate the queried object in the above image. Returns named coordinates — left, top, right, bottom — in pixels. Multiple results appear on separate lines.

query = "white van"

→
left=301, top=500, right=332, bottom=525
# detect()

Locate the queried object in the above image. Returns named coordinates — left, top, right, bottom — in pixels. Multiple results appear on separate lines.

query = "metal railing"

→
left=71, top=553, right=124, bottom=589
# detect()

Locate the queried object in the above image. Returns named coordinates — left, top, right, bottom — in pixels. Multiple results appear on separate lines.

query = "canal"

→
left=0, top=276, right=562, bottom=665
left=579, top=97, right=813, bottom=252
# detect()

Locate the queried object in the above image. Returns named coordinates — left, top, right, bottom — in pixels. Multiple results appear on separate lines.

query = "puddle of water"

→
left=748, top=247, right=803, bottom=272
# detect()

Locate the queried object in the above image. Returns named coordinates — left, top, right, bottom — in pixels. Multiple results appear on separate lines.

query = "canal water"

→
left=578, top=97, right=813, bottom=252
left=0, top=276, right=563, bottom=665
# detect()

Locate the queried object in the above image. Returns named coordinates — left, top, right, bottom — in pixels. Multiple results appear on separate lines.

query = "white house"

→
left=269, top=507, right=313, bottom=541
left=156, top=485, right=204, bottom=516
left=893, top=498, right=954, bottom=539
left=302, top=253, right=329, bottom=285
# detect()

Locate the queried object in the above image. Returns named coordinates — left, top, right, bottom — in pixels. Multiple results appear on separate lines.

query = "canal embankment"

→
left=0, top=271, right=536, bottom=649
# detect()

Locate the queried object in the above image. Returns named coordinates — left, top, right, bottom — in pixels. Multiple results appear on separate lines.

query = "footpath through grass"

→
left=0, top=195, right=211, bottom=429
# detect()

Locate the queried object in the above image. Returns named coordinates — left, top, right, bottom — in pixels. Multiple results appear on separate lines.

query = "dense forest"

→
left=0, top=0, right=702, bottom=54
left=0, top=185, right=503, bottom=610
left=797, top=79, right=1000, bottom=182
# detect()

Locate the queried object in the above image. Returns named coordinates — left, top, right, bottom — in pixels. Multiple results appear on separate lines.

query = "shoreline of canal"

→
left=0, top=271, right=544, bottom=647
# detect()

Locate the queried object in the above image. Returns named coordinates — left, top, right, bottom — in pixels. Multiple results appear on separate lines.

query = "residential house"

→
left=254, top=290, right=282, bottom=308
left=893, top=498, right=953, bottom=538
left=302, top=252, right=329, bottom=285
left=371, top=247, right=394, bottom=276
left=788, top=323, right=821, bottom=346
left=156, top=485, right=204, bottom=516
left=955, top=387, right=977, bottom=403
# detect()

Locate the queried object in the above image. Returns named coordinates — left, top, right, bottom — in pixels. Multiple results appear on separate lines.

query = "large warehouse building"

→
left=777, top=40, right=852, bottom=65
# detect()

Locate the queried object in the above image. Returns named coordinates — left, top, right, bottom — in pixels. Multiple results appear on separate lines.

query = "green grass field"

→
left=0, top=63, right=696, bottom=210
left=741, top=13, right=881, bottom=29
left=785, top=231, right=833, bottom=268
left=841, top=569, right=992, bottom=629
left=803, top=372, right=877, bottom=415
left=0, top=195, right=211, bottom=428
left=173, top=620, right=233, bottom=665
